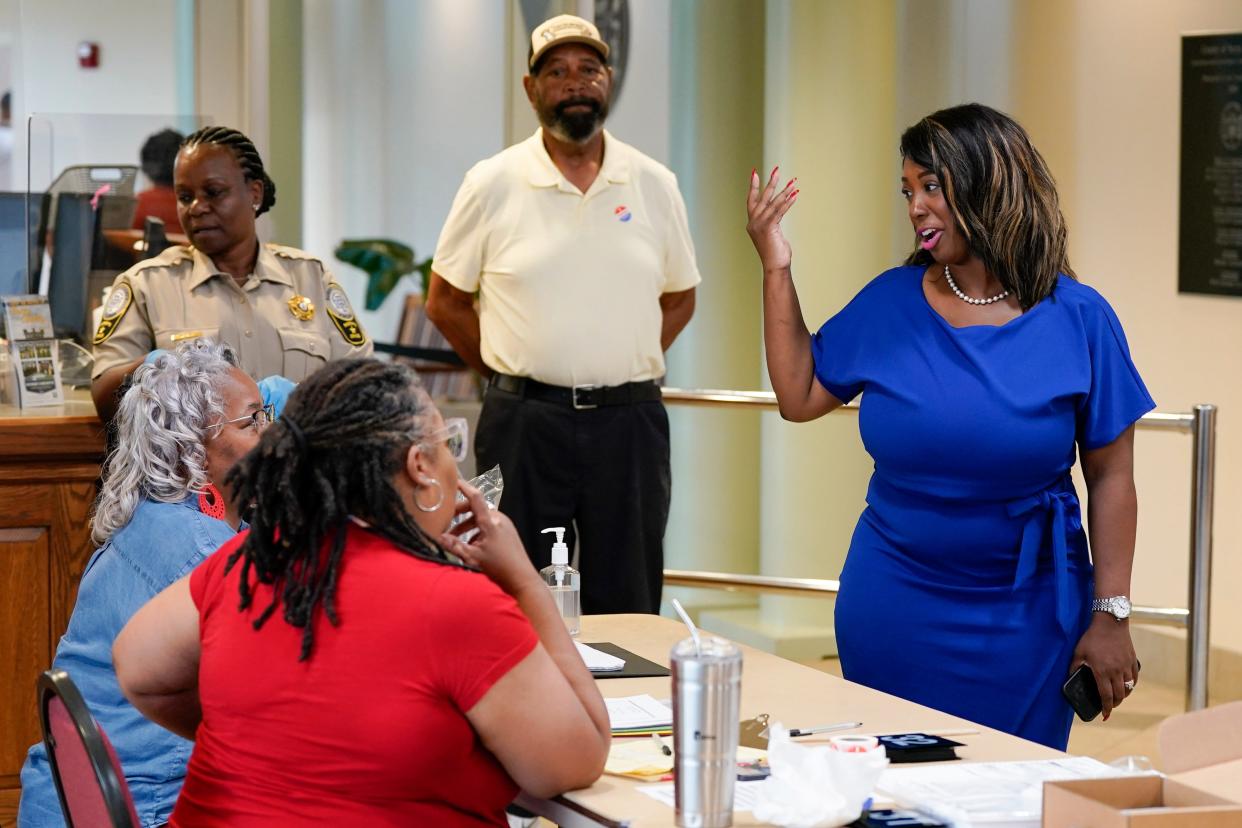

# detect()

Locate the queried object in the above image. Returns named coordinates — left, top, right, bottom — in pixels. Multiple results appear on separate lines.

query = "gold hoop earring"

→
left=414, top=478, right=444, bottom=513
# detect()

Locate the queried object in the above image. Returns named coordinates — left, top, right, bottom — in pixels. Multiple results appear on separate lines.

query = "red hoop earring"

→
left=198, top=483, right=227, bottom=520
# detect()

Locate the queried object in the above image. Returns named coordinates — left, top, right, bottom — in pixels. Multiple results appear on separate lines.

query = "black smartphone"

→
left=1061, top=663, right=1102, bottom=722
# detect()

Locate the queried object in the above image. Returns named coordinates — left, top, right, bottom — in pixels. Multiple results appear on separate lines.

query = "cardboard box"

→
left=1044, top=701, right=1242, bottom=826
left=1044, top=776, right=1242, bottom=826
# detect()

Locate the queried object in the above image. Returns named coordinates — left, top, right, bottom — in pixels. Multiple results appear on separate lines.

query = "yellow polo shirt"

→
left=91, top=243, right=372, bottom=381
left=432, top=129, right=701, bottom=388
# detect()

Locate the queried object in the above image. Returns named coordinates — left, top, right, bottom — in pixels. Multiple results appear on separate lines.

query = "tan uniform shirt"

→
left=92, top=243, right=372, bottom=381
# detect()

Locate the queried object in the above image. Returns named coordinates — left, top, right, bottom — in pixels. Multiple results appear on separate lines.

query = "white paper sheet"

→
left=636, top=779, right=767, bottom=811
left=576, top=641, right=625, bottom=671
left=606, top=694, right=674, bottom=730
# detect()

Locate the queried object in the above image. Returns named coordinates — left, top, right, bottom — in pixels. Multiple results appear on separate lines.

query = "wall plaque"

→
left=1180, top=32, right=1242, bottom=296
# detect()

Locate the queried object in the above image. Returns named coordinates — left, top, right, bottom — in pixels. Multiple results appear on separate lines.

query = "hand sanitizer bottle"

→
left=539, top=527, right=580, bottom=636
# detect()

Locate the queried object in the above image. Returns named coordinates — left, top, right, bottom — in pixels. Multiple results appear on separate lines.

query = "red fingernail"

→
left=771, top=165, right=778, bottom=178
left=791, top=189, right=800, bottom=198
left=751, top=167, right=756, bottom=177
left=789, top=177, right=798, bottom=186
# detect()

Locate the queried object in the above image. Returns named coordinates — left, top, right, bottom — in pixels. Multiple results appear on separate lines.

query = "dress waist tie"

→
left=1006, top=484, right=1082, bottom=638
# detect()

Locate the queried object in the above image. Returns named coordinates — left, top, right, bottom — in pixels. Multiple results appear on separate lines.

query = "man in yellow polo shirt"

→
left=427, top=13, right=699, bottom=615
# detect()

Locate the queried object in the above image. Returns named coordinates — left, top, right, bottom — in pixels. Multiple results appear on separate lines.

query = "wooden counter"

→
left=0, top=390, right=105, bottom=824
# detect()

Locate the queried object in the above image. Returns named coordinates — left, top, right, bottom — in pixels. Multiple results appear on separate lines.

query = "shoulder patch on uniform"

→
left=324, top=282, right=367, bottom=346
left=92, top=280, right=135, bottom=345
left=267, top=243, right=324, bottom=265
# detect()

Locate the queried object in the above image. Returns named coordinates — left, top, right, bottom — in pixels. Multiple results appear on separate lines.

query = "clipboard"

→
left=583, top=642, right=670, bottom=679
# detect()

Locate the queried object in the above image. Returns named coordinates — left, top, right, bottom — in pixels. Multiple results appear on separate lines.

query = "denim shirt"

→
left=18, top=496, right=238, bottom=828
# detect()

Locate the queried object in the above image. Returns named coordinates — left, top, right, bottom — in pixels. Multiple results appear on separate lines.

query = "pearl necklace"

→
left=943, top=265, right=1009, bottom=305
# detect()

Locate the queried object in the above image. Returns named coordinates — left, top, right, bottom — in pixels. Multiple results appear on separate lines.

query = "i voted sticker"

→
left=614, top=205, right=632, bottom=222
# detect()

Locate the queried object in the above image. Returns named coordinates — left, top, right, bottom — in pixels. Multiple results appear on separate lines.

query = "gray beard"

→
left=544, top=108, right=606, bottom=144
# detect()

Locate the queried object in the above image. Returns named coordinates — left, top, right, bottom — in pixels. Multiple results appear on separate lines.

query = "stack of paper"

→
left=576, top=641, right=625, bottom=671
left=876, top=756, right=1119, bottom=828
left=606, top=694, right=673, bottom=736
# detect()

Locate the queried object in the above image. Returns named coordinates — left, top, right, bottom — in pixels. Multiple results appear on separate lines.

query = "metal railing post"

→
left=1187, top=404, right=1216, bottom=711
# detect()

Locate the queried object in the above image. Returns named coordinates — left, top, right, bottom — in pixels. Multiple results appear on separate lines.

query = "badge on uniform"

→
left=325, top=282, right=367, bottom=346
left=92, top=281, right=134, bottom=345
left=287, top=295, right=315, bottom=321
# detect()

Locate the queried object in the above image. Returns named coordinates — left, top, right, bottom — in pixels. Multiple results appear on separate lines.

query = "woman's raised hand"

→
left=441, top=481, right=540, bottom=596
left=745, top=166, right=799, bottom=272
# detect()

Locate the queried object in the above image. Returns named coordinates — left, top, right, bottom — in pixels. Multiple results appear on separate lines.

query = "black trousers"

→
left=475, top=384, right=671, bottom=614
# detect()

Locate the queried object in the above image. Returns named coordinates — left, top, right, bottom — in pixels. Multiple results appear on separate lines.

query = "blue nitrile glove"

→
left=258, top=375, right=296, bottom=419
left=143, top=349, right=170, bottom=365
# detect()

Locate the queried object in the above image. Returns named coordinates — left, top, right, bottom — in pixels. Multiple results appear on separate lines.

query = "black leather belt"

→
left=488, top=373, right=661, bottom=410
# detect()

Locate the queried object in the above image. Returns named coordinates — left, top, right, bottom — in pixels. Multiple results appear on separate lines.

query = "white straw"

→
left=671, top=598, right=701, bottom=654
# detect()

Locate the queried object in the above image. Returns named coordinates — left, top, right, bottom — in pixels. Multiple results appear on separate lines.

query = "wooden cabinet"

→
left=0, top=395, right=104, bottom=825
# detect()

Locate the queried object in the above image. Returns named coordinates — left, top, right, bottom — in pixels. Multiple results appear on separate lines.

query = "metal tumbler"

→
left=671, top=635, right=742, bottom=828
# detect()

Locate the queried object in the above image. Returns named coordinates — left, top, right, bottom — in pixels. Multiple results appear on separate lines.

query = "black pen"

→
left=650, top=733, right=672, bottom=756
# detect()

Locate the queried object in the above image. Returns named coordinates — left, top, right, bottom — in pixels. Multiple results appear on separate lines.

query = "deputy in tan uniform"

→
left=91, top=125, right=371, bottom=420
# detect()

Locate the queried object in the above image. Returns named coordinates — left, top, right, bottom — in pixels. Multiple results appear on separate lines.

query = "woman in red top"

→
left=131, top=128, right=184, bottom=232
left=113, top=358, right=610, bottom=826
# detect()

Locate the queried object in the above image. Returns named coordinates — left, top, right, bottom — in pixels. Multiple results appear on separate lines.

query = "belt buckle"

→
left=572, top=384, right=599, bottom=410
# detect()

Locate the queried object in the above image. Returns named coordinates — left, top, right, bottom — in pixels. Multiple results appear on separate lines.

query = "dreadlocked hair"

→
left=900, top=103, right=1075, bottom=310
left=223, top=358, right=460, bottom=661
left=181, top=125, right=277, bottom=216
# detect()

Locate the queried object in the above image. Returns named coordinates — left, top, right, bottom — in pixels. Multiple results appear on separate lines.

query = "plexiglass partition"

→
left=16, top=113, right=208, bottom=344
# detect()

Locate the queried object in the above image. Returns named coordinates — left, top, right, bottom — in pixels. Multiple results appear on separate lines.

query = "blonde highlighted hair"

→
left=901, top=103, right=1075, bottom=309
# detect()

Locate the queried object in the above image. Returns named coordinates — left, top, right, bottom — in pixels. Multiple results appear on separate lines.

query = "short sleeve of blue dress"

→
left=808, top=277, right=887, bottom=404
left=1075, top=292, right=1156, bottom=450
left=811, top=267, right=1154, bottom=751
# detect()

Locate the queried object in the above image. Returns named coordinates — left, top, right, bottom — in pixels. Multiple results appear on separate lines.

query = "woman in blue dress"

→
left=745, top=103, right=1154, bottom=750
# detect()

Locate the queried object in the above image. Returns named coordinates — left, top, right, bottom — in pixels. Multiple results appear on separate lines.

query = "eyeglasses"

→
left=419, top=417, right=468, bottom=463
left=211, top=404, right=275, bottom=434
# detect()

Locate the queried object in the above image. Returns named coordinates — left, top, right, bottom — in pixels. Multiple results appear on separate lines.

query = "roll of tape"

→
left=829, top=735, right=880, bottom=754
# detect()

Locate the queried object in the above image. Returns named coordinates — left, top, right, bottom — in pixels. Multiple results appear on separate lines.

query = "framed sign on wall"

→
left=1180, top=32, right=1242, bottom=297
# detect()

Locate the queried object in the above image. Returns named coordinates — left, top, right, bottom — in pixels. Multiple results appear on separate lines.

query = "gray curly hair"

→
left=91, top=339, right=240, bottom=544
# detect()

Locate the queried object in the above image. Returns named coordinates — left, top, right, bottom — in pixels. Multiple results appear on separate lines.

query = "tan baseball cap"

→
left=529, top=14, right=609, bottom=69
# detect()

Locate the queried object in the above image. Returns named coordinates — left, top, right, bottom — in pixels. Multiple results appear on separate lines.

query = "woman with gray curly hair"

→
left=18, top=339, right=265, bottom=828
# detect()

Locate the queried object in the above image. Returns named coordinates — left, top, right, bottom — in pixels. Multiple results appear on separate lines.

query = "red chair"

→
left=37, top=668, right=140, bottom=828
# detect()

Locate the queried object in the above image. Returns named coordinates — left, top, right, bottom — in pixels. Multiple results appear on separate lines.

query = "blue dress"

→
left=811, top=266, right=1154, bottom=750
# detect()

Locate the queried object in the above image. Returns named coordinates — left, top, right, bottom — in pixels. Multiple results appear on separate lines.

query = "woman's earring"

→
left=198, top=482, right=227, bottom=519
left=414, top=478, right=444, bottom=513
left=253, top=202, right=261, bottom=213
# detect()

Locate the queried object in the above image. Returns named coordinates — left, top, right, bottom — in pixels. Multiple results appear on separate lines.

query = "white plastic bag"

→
left=751, top=723, right=889, bottom=828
